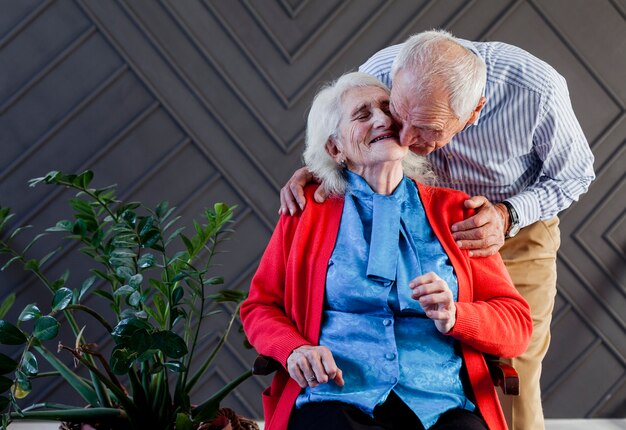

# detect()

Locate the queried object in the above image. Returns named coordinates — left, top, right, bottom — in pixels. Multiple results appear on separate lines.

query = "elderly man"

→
left=279, top=30, right=595, bottom=429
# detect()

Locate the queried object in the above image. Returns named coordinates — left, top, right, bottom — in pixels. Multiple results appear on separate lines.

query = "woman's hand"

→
left=410, top=272, right=456, bottom=334
left=287, top=345, right=344, bottom=388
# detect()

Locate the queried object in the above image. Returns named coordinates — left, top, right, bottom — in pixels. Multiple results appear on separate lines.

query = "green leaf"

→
left=128, top=291, right=142, bottom=307
left=180, top=234, right=194, bottom=255
left=72, top=219, right=87, bottom=237
left=24, top=259, right=40, bottom=271
left=51, top=288, right=73, bottom=312
left=23, top=233, right=47, bottom=253
left=0, top=376, right=12, bottom=393
left=155, top=201, right=169, bottom=218
left=32, top=316, right=59, bottom=341
left=128, top=274, right=143, bottom=289
left=111, top=318, right=153, bottom=345
left=0, top=353, right=18, bottom=374
left=175, top=412, right=194, bottom=430
left=79, top=276, right=97, bottom=302
left=15, top=369, right=31, bottom=392
left=110, top=347, right=134, bottom=375
left=9, top=225, right=32, bottom=240
left=172, top=286, right=184, bottom=305
left=46, top=220, right=73, bottom=232
left=0, top=294, right=15, bottom=319
left=164, top=361, right=185, bottom=373
left=33, top=345, right=99, bottom=406
left=204, top=276, right=224, bottom=286
left=78, top=170, right=94, bottom=189
left=18, top=304, right=41, bottom=322
left=93, top=289, right=114, bottom=302
left=39, top=247, right=62, bottom=267
left=21, top=351, right=38, bottom=376
left=113, top=285, right=135, bottom=297
left=116, top=266, right=134, bottom=281
left=0, top=320, right=27, bottom=345
left=1, top=255, right=22, bottom=271
left=152, top=331, right=187, bottom=359
left=137, top=253, right=155, bottom=269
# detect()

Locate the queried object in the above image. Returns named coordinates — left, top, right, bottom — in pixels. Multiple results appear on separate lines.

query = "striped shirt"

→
left=359, top=41, right=595, bottom=228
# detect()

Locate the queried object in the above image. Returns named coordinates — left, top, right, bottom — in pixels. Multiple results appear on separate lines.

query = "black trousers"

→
left=288, top=391, right=488, bottom=430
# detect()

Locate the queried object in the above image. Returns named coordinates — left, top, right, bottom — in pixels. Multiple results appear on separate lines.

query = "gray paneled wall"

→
left=1, top=0, right=624, bottom=420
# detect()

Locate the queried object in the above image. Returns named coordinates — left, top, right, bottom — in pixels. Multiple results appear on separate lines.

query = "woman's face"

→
left=328, top=86, right=407, bottom=171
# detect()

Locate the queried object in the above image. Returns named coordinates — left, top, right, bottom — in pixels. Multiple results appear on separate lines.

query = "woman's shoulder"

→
left=412, top=181, right=471, bottom=205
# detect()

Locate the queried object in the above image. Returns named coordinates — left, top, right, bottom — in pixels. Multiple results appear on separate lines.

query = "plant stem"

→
left=65, top=304, right=113, bottom=332
left=9, top=407, right=126, bottom=421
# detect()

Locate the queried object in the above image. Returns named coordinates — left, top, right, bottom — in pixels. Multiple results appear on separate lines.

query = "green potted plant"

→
left=0, top=171, right=256, bottom=430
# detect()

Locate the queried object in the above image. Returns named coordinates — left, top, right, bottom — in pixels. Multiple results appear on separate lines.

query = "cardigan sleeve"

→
left=240, top=215, right=312, bottom=367
left=417, top=183, right=533, bottom=358
left=449, top=252, right=533, bottom=358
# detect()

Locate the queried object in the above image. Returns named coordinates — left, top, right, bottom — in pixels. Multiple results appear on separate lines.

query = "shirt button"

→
left=384, top=352, right=396, bottom=360
left=391, top=377, right=398, bottom=384
left=447, top=154, right=454, bottom=159
left=383, top=319, right=392, bottom=327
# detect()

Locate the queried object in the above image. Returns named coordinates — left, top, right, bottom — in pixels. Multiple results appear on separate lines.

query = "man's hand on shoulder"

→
left=450, top=195, right=508, bottom=257
left=279, top=167, right=327, bottom=215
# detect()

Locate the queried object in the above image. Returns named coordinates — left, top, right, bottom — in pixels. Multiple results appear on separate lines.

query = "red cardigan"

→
left=241, top=182, right=532, bottom=430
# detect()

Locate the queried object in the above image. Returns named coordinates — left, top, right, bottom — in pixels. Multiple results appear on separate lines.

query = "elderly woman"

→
left=240, top=72, right=531, bottom=430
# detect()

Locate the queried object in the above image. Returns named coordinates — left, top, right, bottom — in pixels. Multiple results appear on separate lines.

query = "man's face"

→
left=390, top=70, right=468, bottom=155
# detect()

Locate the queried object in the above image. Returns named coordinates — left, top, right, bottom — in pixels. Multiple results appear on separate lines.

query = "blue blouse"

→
left=295, top=170, right=474, bottom=428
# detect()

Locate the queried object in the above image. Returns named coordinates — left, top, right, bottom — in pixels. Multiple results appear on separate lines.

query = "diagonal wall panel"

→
left=1, top=0, right=624, bottom=420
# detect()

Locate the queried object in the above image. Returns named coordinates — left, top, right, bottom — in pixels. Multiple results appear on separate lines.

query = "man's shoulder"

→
left=477, top=40, right=563, bottom=92
left=359, top=43, right=404, bottom=75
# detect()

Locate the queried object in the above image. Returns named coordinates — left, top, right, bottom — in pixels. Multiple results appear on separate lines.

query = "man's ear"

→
left=465, top=96, right=486, bottom=127
left=325, top=138, right=343, bottom=163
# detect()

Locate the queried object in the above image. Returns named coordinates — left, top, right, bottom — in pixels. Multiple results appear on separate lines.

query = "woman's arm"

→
left=448, top=252, right=532, bottom=358
left=240, top=217, right=311, bottom=367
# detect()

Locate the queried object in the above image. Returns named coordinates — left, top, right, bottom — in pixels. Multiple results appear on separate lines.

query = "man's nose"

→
left=373, top=109, right=392, bottom=127
left=398, top=124, right=414, bottom=146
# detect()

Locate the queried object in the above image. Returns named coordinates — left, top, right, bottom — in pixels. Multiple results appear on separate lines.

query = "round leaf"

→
left=21, top=351, right=38, bottom=376
left=128, top=291, right=142, bottom=307
left=111, top=318, right=153, bottom=345
left=52, top=288, right=73, bottom=312
left=152, top=331, right=187, bottom=359
left=33, top=316, right=60, bottom=340
left=18, top=304, right=41, bottom=322
left=110, top=347, right=134, bottom=375
left=0, top=353, right=18, bottom=374
left=137, top=253, right=155, bottom=269
left=0, top=320, right=27, bottom=345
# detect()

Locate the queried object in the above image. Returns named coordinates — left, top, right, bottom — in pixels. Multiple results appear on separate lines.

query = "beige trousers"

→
left=497, top=217, right=560, bottom=430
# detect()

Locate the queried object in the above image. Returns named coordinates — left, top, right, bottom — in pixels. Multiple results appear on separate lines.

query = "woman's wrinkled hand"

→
left=410, top=272, right=456, bottom=334
left=287, top=345, right=344, bottom=388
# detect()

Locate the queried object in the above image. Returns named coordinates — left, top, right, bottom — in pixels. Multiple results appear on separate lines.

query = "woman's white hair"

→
left=391, top=29, right=486, bottom=121
left=303, top=72, right=434, bottom=196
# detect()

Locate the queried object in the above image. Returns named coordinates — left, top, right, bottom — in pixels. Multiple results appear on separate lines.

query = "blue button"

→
left=383, top=319, right=392, bottom=326
left=385, top=353, right=396, bottom=360
left=391, top=377, right=398, bottom=384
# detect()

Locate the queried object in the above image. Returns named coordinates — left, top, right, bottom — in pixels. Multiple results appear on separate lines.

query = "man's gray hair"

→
left=391, top=29, right=486, bottom=120
left=303, top=72, right=433, bottom=196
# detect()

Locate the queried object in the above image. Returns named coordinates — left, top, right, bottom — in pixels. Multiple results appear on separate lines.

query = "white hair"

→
left=303, top=72, right=434, bottom=196
left=391, top=29, right=486, bottom=120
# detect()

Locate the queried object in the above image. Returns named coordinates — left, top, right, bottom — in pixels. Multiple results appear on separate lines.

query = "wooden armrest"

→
left=486, top=355, right=519, bottom=396
left=253, top=354, right=280, bottom=376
